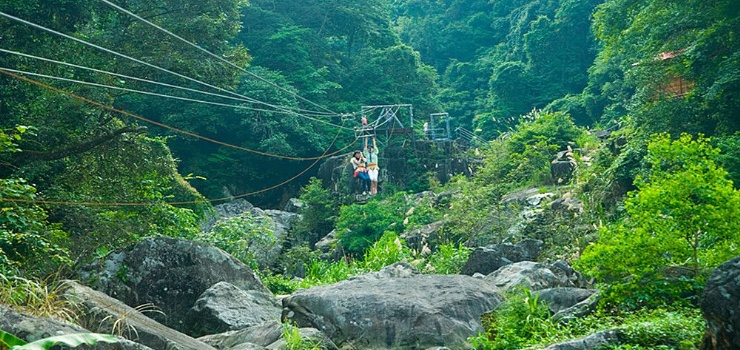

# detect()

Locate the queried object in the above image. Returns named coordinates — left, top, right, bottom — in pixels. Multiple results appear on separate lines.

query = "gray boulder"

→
left=63, top=280, right=216, bottom=350
left=460, top=239, right=543, bottom=275
left=542, top=329, right=622, bottom=350
left=199, top=320, right=282, bottom=349
left=188, top=282, right=282, bottom=337
left=282, top=267, right=503, bottom=349
left=536, top=287, right=597, bottom=314
left=0, top=304, right=151, bottom=350
left=80, top=237, right=269, bottom=335
left=701, top=256, right=740, bottom=350
left=283, top=198, right=303, bottom=213
left=202, top=199, right=256, bottom=231
left=249, top=209, right=299, bottom=268
left=551, top=150, right=578, bottom=185
left=552, top=290, right=601, bottom=322
left=484, top=260, right=587, bottom=292
left=401, top=221, right=445, bottom=253
left=260, top=209, right=300, bottom=237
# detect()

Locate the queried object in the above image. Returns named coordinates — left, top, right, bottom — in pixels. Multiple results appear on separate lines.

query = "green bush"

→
left=617, top=308, right=704, bottom=349
left=507, top=110, right=585, bottom=154
left=0, top=178, right=70, bottom=276
left=577, top=133, right=740, bottom=308
left=293, top=177, right=337, bottom=247
left=335, top=192, right=408, bottom=256
left=470, top=288, right=553, bottom=350
left=194, top=213, right=278, bottom=270
left=362, top=232, right=412, bottom=271
left=423, top=243, right=471, bottom=274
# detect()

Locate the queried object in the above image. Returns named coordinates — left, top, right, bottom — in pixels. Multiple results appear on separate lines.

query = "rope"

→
left=0, top=69, right=353, bottom=160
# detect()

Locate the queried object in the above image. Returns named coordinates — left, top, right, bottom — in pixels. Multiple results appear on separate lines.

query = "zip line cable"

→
left=100, top=0, right=338, bottom=116
left=0, top=48, right=339, bottom=118
left=0, top=67, right=355, bottom=130
left=0, top=122, right=356, bottom=207
left=0, top=69, right=355, bottom=161
left=0, top=72, right=357, bottom=206
left=0, top=11, right=343, bottom=124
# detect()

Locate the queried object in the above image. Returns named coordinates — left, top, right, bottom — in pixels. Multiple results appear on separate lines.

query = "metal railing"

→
left=455, top=127, right=486, bottom=147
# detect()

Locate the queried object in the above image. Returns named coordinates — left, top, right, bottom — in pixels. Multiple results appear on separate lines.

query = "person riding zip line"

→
left=364, top=136, right=380, bottom=195
left=351, top=150, right=370, bottom=194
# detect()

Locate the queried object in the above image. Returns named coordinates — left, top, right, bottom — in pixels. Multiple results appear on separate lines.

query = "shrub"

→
left=423, top=243, right=471, bottom=274
left=362, top=232, right=412, bottom=271
left=293, top=177, right=337, bottom=247
left=0, top=178, right=70, bottom=276
left=0, top=274, right=77, bottom=322
left=470, top=288, right=553, bottom=350
left=577, top=133, right=740, bottom=308
left=194, top=213, right=278, bottom=270
left=335, top=192, right=408, bottom=256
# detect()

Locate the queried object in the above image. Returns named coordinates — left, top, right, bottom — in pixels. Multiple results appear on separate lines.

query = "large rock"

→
left=551, top=150, right=578, bottom=185
left=202, top=199, right=256, bottom=232
left=460, top=239, right=543, bottom=275
left=542, top=329, right=622, bottom=350
left=282, top=265, right=504, bottom=349
left=401, top=221, right=445, bottom=253
left=199, top=320, right=282, bottom=349
left=536, top=287, right=597, bottom=314
left=701, top=256, right=740, bottom=350
left=249, top=208, right=299, bottom=268
left=0, top=304, right=152, bottom=350
left=63, top=280, right=216, bottom=350
left=552, top=290, right=601, bottom=322
left=187, top=282, right=282, bottom=337
left=484, top=260, right=588, bottom=292
left=283, top=198, right=304, bottom=213
left=80, top=237, right=269, bottom=335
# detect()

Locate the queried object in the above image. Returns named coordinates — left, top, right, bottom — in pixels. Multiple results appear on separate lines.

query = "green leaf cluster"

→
left=0, top=329, right=118, bottom=350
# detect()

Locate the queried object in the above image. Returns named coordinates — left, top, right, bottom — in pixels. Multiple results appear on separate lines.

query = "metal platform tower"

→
left=359, top=104, right=414, bottom=140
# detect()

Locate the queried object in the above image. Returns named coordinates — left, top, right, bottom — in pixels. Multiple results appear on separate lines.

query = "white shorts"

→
left=368, top=168, right=379, bottom=181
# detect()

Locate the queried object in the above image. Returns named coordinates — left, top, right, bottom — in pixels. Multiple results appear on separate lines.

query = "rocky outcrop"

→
left=63, top=280, right=216, bottom=350
left=187, top=282, right=282, bottom=337
left=400, top=221, right=445, bottom=253
left=0, top=304, right=152, bottom=350
left=80, top=237, right=269, bottom=335
left=542, top=329, right=622, bottom=350
left=484, top=260, right=588, bottom=292
left=198, top=320, right=336, bottom=350
left=199, top=320, right=282, bottom=349
left=551, top=150, right=578, bottom=185
left=460, top=239, right=543, bottom=275
left=701, top=256, right=740, bottom=350
left=536, top=287, right=597, bottom=314
left=552, top=290, right=600, bottom=321
left=283, top=198, right=303, bottom=213
left=202, top=199, right=256, bottom=232
left=282, top=264, right=504, bottom=349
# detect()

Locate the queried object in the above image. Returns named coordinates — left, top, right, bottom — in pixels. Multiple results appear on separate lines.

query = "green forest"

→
left=1, top=0, right=739, bottom=349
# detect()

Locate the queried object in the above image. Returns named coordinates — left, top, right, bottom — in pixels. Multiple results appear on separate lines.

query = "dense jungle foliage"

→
left=1, top=0, right=739, bottom=348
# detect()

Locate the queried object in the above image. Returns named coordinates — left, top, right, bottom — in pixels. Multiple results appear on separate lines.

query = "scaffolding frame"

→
left=359, top=104, right=414, bottom=139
